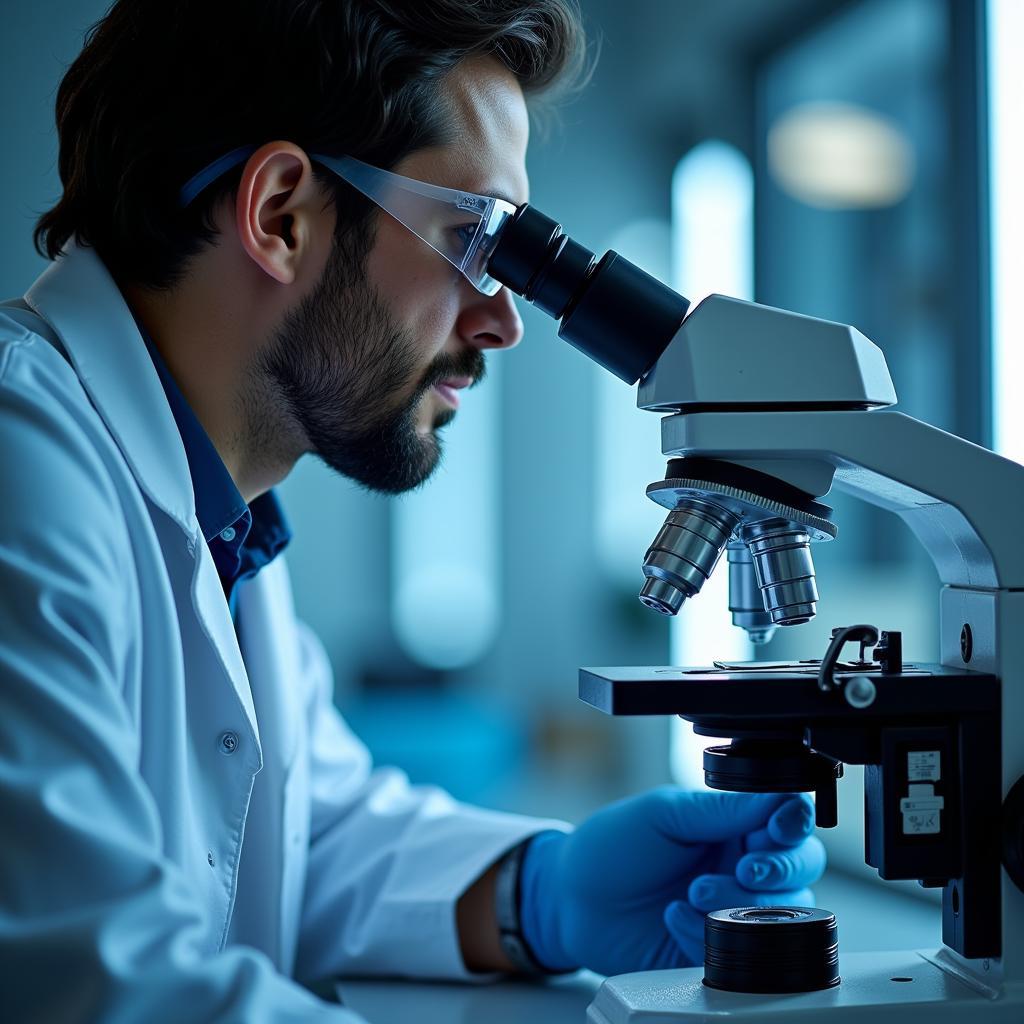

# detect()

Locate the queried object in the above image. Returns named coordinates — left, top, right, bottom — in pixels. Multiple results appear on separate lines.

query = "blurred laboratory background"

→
left=2, top=0, right=1019, bottom=947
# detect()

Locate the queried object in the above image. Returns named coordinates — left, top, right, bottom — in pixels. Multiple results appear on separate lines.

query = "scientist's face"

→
left=258, top=57, right=528, bottom=493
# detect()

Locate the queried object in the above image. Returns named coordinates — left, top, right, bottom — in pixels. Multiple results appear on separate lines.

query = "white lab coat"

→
left=0, top=244, right=557, bottom=1023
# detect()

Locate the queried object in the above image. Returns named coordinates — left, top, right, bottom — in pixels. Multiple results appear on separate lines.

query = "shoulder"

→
left=0, top=305, right=91, bottom=409
left=0, top=308, right=133, bottom=582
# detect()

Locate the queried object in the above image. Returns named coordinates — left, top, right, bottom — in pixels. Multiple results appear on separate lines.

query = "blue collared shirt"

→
left=137, top=325, right=291, bottom=604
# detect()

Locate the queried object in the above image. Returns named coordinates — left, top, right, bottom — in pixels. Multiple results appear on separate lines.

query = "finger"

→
left=663, top=900, right=706, bottom=967
left=736, top=836, right=826, bottom=891
left=746, top=795, right=815, bottom=850
left=688, top=874, right=817, bottom=911
left=744, top=827, right=775, bottom=852
left=766, top=794, right=816, bottom=846
left=658, top=789, right=793, bottom=843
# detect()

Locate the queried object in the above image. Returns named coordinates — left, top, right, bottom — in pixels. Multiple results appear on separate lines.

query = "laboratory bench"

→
left=336, top=869, right=939, bottom=1023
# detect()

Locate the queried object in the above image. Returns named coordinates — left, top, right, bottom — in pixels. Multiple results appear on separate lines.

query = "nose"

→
left=456, top=286, right=524, bottom=351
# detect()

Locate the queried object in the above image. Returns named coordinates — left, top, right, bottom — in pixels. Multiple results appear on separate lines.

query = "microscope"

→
left=486, top=206, right=1024, bottom=1020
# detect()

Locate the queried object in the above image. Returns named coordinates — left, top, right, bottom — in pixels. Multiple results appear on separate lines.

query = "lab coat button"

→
left=218, top=731, right=239, bottom=754
left=220, top=526, right=236, bottom=542
left=207, top=850, right=215, bottom=867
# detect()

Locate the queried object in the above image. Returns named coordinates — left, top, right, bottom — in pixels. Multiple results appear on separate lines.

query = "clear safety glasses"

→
left=179, top=145, right=518, bottom=296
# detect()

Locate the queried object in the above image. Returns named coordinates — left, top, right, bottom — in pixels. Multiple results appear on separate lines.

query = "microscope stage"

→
left=578, top=663, right=997, bottom=719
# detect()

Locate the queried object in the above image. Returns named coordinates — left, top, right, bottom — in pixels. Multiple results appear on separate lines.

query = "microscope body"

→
left=483, top=205, right=1022, bottom=1019
left=582, top=295, right=1024, bottom=1022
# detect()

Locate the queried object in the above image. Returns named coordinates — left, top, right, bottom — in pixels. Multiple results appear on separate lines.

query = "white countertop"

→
left=336, top=870, right=939, bottom=1023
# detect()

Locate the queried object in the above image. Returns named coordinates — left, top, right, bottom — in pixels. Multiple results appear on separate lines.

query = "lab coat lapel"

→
left=24, top=244, right=260, bottom=739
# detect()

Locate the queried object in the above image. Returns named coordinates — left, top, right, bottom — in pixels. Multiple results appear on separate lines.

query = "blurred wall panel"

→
left=0, top=1, right=110, bottom=296
left=988, top=0, right=1023, bottom=462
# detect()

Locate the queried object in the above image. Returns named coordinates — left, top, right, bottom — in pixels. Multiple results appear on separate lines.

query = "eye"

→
left=452, top=222, right=479, bottom=248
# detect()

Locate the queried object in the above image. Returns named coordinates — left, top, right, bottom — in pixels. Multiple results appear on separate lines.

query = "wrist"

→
left=493, top=839, right=545, bottom=973
left=517, top=829, right=579, bottom=973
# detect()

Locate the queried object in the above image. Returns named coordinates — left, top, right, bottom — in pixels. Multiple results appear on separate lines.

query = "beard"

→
left=251, top=227, right=485, bottom=494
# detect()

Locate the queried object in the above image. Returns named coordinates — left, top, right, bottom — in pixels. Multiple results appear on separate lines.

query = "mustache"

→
left=419, top=347, right=487, bottom=394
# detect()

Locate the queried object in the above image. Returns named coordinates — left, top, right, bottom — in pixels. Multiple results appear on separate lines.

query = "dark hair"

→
left=35, top=0, right=586, bottom=290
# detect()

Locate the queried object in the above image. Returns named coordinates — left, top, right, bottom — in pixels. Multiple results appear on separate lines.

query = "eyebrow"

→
left=477, top=185, right=522, bottom=208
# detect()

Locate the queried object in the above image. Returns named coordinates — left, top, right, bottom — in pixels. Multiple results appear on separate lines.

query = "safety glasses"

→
left=179, top=145, right=518, bottom=296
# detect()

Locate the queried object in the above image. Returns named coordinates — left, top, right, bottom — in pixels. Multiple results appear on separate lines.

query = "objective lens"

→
left=639, top=500, right=740, bottom=616
left=726, top=541, right=777, bottom=644
left=741, top=520, right=819, bottom=625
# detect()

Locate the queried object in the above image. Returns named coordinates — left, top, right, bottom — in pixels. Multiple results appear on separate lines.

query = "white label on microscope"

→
left=900, top=783, right=945, bottom=834
left=908, top=750, right=940, bottom=781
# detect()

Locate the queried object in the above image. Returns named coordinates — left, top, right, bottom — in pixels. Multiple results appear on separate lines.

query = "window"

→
left=668, top=141, right=754, bottom=787
left=390, top=365, right=501, bottom=669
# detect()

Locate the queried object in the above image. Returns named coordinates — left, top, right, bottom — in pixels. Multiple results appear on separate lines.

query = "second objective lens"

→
left=742, top=520, right=819, bottom=625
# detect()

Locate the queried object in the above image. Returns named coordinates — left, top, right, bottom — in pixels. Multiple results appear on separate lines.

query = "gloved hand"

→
left=518, top=787, right=825, bottom=976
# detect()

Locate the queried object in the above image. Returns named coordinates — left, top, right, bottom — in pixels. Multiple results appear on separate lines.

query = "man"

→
left=0, top=2, right=825, bottom=1020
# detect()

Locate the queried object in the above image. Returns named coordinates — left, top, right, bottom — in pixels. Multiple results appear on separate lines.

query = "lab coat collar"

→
left=24, top=244, right=261, bottom=740
left=24, top=243, right=195, bottom=534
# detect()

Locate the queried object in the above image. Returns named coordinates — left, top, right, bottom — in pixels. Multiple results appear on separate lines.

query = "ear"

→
left=234, top=141, right=330, bottom=285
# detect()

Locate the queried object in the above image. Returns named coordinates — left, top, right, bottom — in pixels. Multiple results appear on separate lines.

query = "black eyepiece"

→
left=486, top=206, right=566, bottom=296
left=487, top=205, right=690, bottom=385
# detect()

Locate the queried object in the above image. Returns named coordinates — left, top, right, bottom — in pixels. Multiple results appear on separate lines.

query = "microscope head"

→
left=635, top=295, right=895, bottom=634
left=637, top=293, right=897, bottom=412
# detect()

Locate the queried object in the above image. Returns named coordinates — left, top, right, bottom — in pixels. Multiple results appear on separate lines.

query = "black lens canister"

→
left=703, top=907, right=840, bottom=994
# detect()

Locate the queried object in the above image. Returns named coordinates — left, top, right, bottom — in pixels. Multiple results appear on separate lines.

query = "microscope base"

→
left=586, top=950, right=1023, bottom=1023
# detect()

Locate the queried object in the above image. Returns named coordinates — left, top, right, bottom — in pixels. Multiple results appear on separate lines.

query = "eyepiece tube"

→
left=487, top=205, right=691, bottom=384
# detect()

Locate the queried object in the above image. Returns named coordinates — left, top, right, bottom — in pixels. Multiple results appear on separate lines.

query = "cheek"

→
left=366, top=219, right=462, bottom=357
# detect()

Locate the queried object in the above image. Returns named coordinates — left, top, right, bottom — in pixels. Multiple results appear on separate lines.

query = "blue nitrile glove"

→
left=518, top=787, right=826, bottom=976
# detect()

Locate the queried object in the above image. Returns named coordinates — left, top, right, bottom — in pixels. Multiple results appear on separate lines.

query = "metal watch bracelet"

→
left=494, top=837, right=552, bottom=975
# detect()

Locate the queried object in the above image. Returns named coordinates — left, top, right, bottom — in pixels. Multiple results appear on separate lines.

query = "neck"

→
left=121, top=277, right=301, bottom=504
